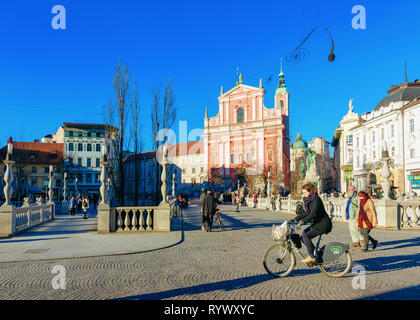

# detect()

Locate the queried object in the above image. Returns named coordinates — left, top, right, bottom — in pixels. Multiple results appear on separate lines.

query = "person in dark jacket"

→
left=288, top=183, right=332, bottom=264
left=200, top=189, right=207, bottom=231
left=202, top=190, right=217, bottom=232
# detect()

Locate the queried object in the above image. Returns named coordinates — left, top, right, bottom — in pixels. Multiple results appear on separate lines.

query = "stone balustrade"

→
left=0, top=203, right=55, bottom=237
left=396, top=196, right=420, bottom=229
left=244, top=194, right=420, bottom=229
left=113, top=207, right=154, bottom=232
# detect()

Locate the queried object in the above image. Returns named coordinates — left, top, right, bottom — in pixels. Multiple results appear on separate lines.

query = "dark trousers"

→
left=301, top=227, right=322, bottom=258
left=204, top=214, right=213, bottom=230
left=70, top=208, right=75, bottom=216
left=360, top=228, right=376, bottom=250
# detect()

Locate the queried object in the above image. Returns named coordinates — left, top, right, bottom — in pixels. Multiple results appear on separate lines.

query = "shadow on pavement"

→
left=373, top=237, right=420, bottom=252
left=0, top=237, right=71, bottom=243
left=357, top=285, right=420, bottom=300
left=353, top=253, right=420, bottom=275
left=116, top=273, right=274, bottom=300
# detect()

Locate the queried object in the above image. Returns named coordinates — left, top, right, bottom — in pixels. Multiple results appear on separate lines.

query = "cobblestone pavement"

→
left=0, top=200, right=419, bottom=300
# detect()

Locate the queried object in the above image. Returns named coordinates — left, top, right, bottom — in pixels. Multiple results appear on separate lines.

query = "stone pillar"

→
left=375, top=199, right=398, bottom=228
left=0, top=146, right=15, bottom=237
left=156, top=144, right=171, bottom=231
left=97, top=150, right=111, bottom=233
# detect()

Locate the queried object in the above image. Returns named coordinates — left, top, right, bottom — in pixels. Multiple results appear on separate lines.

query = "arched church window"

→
left=237, top=108, right=244, bottom=123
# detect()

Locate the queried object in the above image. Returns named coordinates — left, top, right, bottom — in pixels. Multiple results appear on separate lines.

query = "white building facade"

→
left=333, top=81, right=420, bottom=195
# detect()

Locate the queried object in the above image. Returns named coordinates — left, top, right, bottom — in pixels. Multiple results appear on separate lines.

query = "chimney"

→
left=34, top=139, right=40, bottom=143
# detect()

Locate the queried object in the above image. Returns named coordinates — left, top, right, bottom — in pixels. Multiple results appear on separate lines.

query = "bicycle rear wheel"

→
left=319, top=251, right=352, bottom=278
left=263, top=243, right=296, bottom=278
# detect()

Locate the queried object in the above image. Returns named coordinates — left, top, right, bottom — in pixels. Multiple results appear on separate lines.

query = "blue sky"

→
left=1, top=0, right=419, bottom=151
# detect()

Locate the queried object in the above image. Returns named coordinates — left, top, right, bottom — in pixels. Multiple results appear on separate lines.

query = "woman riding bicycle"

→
left=288, top=183, right=332, bottom=264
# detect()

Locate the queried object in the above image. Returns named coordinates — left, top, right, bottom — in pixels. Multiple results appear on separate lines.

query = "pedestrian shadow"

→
left=373, top=237, right=420, bottom=252
left=357, top=285, right=420, bottom=300
left=353, top=253, right=420, bottom=276
left=115, top=273, right=274, bottom=300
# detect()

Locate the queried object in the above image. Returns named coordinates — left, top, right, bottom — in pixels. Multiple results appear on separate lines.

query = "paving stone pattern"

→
left=0, top=200, right=419, bottom=300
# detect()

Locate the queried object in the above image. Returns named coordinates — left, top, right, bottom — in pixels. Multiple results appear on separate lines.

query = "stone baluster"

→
left=116, top=210, right=123, bottom=231
left=124, top=210, right=131, bottom=231
left=131, top=210, right=138, bottom=231
left=146, top=209, right=152, bottom=230
left=2, top=145, right=14, bottom=207
left=410, top=206, right=419, bottom=225
left=140, top=210, right=145, bottom=230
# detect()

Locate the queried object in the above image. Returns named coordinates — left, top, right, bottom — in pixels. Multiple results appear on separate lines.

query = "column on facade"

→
left=226, top=101, right=230, bottom=123
left=219, top=141, right=224, bottom=176
left=252, top=97, right=256, bottom=121
left=220, top=101, right=224, bottom=125
left=259, top=96, right=263, bottom=120
left=224, top=139, right=230, bottom=177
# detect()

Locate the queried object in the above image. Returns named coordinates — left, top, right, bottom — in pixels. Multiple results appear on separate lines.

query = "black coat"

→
left=202, top=194, right=217, bottom=216
left=295, top=194, right=332, bottom=234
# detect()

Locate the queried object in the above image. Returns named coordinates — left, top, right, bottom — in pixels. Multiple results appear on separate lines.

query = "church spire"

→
left=259, top=78, right=263, bottom=89
left=276, top=58, right=288, bottom=95
left=220, top=85, right=224, bottom=96
left=204, top=107, right=208, bottom=120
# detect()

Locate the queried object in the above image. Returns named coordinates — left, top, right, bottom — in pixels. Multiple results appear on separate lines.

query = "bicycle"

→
left=263, top=221, right=352, bottom=278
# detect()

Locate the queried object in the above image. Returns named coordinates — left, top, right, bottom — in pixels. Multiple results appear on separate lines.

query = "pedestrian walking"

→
left=288, top=183, right=332, bottom=264
left=233, top=193, right=240, bottom=212
left=357, top=191, right=379, bottom=252
left=77, top=194, right=82, bottom=214
left=346, top=185, right=364, bottom=248
left=200, top=189, right=207, bottom=231
left=271, top=193, right=277, bottom=212
left=82, top=195, right=89, bottom=219
left=253, top=193, right=258, bottom=208
left=69, top=195, right=77, bottom=216
left=202, top=190, right=217, bottom=232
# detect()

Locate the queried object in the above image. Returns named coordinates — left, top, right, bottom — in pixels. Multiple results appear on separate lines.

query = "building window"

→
left=78, top=158, right=82, bottom=167
left=182, top=169, right=186, bottom=174
left=86, top=174, right=92, bottom=183
left=201, top=167, right=204, bottom=173
left=87, top=158, right=91, bottom=167
left=56, top=179, right=61, bottom=188
left=381, top=128, right=385, bottom=140
left=356, top=137, right=359, bottom=148
left=391, top=146, right=395, bottom=157
left=237, top=108, right=244, bottom=123
left=78, top=143, right=83, bottom=151
left=69, top=143, right=74, bottom=151
left=192, top=168, right=196, bottom=174
left=78, top=132, right=83, bottom=137
left=410, top=149, right=415, bottom=159
left=69, top=131, right=73, bottom=137
left=373, top=151, right=376, bottom=160
left=96, top=144, right=101, bottom=152
left=95, top=174, right=100, bottom=182
left=391, top=124, right=394, bottom=137
left=69, top=158, right=73, bottom=166
left=96, top=132, right=101, bottom=137
left=231, top=154, right=235, bottom=164
left=346, top=135, right=353, bottom=143
left=32, top=167, right=37, bottom=173
left=44, top=167, right=49, bottom=174
left=410, top=119, right=415, bottom=132
left=357, top=156, right=360, bottom=168
left=96, top=158, right=100, bottom=167
left=87, top=132, right=91, bottom=137
left=77, top=173, right=83, bottom=182
left=87, top=144, right=92, bottom=152
left=246, top=153, right=251, bottom=162
left=372, top=131, right=375, bottom=143
left=31, top=179, right=37, bottom=186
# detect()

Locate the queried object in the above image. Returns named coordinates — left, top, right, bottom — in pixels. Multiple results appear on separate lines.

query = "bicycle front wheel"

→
left=263, top=243, right=296, bottom=278
left=319, top=251, right=352, bottom=278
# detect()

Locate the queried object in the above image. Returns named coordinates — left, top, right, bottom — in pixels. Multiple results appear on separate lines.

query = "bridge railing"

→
left=0, top=203, right=55, bottom=237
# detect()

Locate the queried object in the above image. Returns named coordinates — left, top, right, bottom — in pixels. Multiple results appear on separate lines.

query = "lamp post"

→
left=380, top=144, right=392, bottom=200
left=172, top=172, right=176, bottom=198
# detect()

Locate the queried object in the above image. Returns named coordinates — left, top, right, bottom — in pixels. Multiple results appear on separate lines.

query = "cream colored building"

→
left=333, top=80, right=420, bottom=195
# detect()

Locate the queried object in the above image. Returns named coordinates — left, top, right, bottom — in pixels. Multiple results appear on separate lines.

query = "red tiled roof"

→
left=0, top=142, right=64, bottom=165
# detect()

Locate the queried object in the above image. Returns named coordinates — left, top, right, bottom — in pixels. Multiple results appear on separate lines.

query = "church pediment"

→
left=220, top=84, right=262, bottom=99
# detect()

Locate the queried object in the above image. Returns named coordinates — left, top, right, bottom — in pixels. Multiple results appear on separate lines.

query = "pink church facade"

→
left=203, top=70, right=291, bottom=190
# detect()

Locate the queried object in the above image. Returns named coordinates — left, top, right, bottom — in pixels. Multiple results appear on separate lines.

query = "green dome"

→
left=293, top=133, right=306, bottom=149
